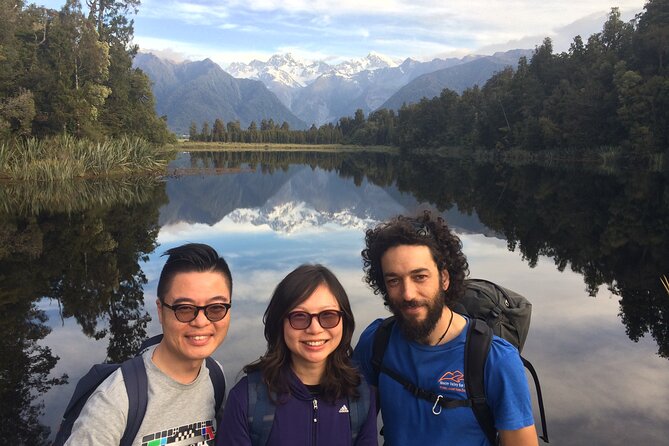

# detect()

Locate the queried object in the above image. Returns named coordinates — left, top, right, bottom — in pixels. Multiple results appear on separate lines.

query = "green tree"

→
left=212, top=118, right=225, bottom=142
left=201, top=121, right=210, bottom=141
left=634, top=0, right=669, bottom=73
left=86, top=0, right=140, bottom=44
left=189, top=121, right=198, bottom=141
left=0, top=88, right=35, bottom=138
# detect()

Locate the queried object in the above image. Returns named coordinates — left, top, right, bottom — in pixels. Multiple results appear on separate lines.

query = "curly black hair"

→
left=361, top=211, right=469, bottom=307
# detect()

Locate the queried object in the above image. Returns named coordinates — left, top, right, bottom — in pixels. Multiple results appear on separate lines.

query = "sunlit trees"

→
left=0, top=0, right=173, bottom=143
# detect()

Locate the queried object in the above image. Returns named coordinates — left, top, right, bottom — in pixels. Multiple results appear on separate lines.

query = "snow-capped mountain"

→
left=227, top=202, right=376, bottom=234
left=225, top=52, right=397, bottom=115
left=227, top=53, right=331, bottom=88
left=333, top=51, right=402, bottom=77
left=133, top=53, right=307, bottom=133
left=222, top=49, right=527, bottom=125
left=138, top=48, right=530, bottom=128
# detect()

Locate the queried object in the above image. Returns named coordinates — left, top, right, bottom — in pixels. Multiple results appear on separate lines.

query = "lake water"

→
left=1, top=150, right=667, bottom=445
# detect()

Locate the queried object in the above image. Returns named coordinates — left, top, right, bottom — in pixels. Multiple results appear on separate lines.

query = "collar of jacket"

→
left=286, top=367, right=318, bottom=401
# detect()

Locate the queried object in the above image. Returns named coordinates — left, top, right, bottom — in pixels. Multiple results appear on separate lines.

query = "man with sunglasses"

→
left=353, top=213, right=537, bottom=445
left=65, top=243, right=233, bottom=446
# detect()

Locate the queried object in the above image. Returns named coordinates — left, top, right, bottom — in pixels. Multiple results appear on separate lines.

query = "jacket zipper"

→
left=312, top=398, right=318, bottom=445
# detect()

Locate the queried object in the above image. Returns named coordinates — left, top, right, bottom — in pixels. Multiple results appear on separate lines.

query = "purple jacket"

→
left=216, top=370, right=377, bottom=446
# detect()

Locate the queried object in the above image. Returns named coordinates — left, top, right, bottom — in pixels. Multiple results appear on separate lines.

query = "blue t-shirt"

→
left=353, top=317, right=535, bottom=446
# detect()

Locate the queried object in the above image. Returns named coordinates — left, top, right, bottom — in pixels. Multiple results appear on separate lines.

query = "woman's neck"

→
left=290, top=359, right=326, bottom=385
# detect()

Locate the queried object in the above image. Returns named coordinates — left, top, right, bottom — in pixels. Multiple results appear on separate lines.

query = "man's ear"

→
left=156, top=299, right=163, bottom=324
left=440, top=269, right=450, bottom=292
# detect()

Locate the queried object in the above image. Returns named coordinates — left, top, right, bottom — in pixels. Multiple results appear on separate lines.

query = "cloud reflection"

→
left=38, top=164, right=669, bottom=444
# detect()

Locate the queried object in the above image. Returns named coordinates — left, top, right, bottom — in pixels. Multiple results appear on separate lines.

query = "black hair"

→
left=361, top=211, right=469, bottom=307
left=156, top=243, right=232, bottom=302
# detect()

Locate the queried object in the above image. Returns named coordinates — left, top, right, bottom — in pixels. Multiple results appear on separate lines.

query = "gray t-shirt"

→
left=65, top=346, right=223, bottom=446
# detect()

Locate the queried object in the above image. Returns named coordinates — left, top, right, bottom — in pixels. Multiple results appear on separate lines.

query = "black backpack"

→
left=246, top=370, right=371, bottom=446
left=371, top=279, right=549, bottom=445
left=52, top=334, right=226, bottom=446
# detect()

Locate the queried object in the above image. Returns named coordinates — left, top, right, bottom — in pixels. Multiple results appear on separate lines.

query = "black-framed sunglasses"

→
left=162, top=302, right=231, bottom=323
left=286, top=310, right=343, bottom=330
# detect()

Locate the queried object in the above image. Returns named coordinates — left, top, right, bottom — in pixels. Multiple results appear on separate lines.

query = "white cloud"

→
left=134, top=35, right=213, bottom=60
left=140, top=0, right=231, bottom=23
left=132, top=0, right=646, bottom=64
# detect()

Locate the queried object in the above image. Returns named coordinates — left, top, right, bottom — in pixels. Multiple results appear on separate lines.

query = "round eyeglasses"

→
left=162, top=302, right=231, bottom=323
left=286, top=310, right=343, bottom=330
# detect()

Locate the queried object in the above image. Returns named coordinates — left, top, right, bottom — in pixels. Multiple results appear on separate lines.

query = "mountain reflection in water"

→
left=0, top=151, right=666, bottom=445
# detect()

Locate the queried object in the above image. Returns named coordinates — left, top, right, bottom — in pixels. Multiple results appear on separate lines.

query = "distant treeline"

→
left=191, top=2, right=668, bottom=154
left=188, top=119, right=344, bottom=144
left=0, top=0, right=174, bottom=144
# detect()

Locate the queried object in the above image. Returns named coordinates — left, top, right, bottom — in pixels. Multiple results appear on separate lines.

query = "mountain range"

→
left=133, top=53, right=307, bottom=134
left=159, top=155, right=490, bottom=236
left=380, top=49, right=532, bottom=110
left=135, top=49, right=533, bottom=132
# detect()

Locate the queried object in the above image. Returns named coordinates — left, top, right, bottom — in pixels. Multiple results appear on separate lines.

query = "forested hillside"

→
left=0, top=0, right=173, bottom=144
left=355, top=3, right=668, bottom=153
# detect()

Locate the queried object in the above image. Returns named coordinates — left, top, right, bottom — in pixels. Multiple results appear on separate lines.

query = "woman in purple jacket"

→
left=216, top=264, right=377, bottom=445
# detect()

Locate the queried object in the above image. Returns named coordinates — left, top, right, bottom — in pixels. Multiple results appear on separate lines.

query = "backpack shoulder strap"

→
left=138, top=334, right=163, bottom=354
left=205, top=357, right=226, bottom=414
left=371, top=316, right=471, bottom=412
left=119, top=355, right=148, bottom=446
left=348, top=376, right=371, bottom=443
left=371, top=316, right=396, bottom=381
left=521, top=355, right=550, bottom=443
left=464, top=318, right=498, bottom=446
left=52, top=363, right=121, bottom=446
left=247, top=371, right=275, bottom=446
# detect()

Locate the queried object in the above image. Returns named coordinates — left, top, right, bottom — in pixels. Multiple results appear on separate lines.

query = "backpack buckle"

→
left=432, top=395, right=443, bottom=415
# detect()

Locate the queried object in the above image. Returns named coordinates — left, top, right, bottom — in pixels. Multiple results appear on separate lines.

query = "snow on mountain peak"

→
left=227, top=202, right=375, bottom=234
left=226, top=53, right=329, bottom=87
left=333, top=52, right=400, bottom=77
left=226, top=52, right=400, bottom=86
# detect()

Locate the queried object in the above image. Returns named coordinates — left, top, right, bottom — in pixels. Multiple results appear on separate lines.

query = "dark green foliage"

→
left=0, top=178, right=166, bottom=442
left=189, top=118, right=343, bottom=144
left=0, top=0, right=174, bottom=143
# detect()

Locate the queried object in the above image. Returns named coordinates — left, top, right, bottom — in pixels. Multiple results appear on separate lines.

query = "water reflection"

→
left=0, top=178, right=166, bottom=444
left=0, top=177, right=165, bottom=216
left=1, top=151, right=667, bottom=444
left=393, top=158, right=669, bottom=358
left=175, top=151, right=669, bottom=358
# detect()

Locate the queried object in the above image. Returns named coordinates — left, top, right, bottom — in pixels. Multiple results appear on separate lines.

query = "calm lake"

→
left=1, top=150, right=668, bottom=445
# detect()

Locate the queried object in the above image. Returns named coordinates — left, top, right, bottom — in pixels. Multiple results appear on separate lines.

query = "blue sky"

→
left=37, top=1, right=647, bottom=66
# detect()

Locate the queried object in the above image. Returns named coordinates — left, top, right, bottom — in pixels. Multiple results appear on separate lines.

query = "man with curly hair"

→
left=353, top=212, right=537, bottom=445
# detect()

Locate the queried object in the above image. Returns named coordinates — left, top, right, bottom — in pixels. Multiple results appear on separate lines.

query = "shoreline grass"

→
left=177, top=141, right=398, bottom=153
left=0, top=135, right=176, bottom=181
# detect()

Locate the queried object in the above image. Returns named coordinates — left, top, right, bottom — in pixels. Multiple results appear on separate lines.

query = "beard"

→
left=388, top=289, right=445, bottom=343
